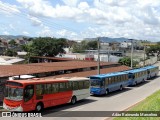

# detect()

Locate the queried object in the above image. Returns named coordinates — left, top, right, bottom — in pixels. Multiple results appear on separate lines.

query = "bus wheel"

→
left=35, top=103, right=43, bottom=112
left=135, top=82, right=137, bottom=86
left=142, top=79, right=145, bottom=82
left=71, top=96, right=77, bottom=105
left=106, top=89, right=109, bottom=95
left=120, top=85, right=123, bottom=91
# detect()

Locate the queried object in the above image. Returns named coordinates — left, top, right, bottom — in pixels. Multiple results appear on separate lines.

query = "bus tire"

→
left=155, top=74, right=157, bottom=77
left=142, top=79, right=145, bottom=83
left=35, top=102, right=44, bottom=112
left=135, top=81, right=137, bottom=86
left=120, top=85, right=123, bottom=91
left=106, top=89, right=109, bottom=95
left=71, top=96, right=77, bottom=105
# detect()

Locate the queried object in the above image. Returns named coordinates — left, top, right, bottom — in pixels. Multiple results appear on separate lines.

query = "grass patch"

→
left=114, top=90, right=160, bottom=120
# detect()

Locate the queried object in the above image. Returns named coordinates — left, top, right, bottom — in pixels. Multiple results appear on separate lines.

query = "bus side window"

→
left=66, top=82, right=72, bottom=91
left=133, top=74, right=135, bottom=79
left=24, top=85, right=34, bottom=102
left=52, top=83, right=59, bottom=93
left=121, top=75, right=124, bottom=81
left=59, top=82, right=66, bottom=92
left=73, top=81, right=79, bottom=90
left=115, top=76, right=119, bottom=82
left=78, top=81, right=84, bottom=89
left=105, top=78, right=108, bottom=85
left=44, top=84, right=52, bottom=94
left=36, top=84, right=44, bottom=96
left=108, top=78, right=111, bottom=84
left=84, top=80, right=90, bottom=89
left=118, top=76, right=121, bottom=82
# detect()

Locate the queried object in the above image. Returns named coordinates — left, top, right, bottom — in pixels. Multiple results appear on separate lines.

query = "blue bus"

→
left=124, top=68, right=148, bottom=86
left=141, top=65, right=159, bottom=79
left=90, top=72, right=129, bottom=95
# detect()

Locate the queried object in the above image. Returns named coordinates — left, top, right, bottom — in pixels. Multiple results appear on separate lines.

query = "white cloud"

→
left=37, top=26, right=54, bottom=37
left=56, top=29, right=78, bottom=40
left=9, top=24, right=15, bottom=30
left=0, top=1, right=20, bottom=15
left=3, top=31, right=9, bottom=35
left=23, top=31, right=29, bottom=35
left=78, top=2, right=90, bottom=10
left=14, top=0, right=160, bottom=41
left=28, top=15, right=43, bottom=26
left=62, top=0, right=79, bottom=7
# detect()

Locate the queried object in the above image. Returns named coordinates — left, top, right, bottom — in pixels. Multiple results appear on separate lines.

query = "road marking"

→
left=101, top=117, right=109, bottom=120
left=71, top=107, right=83, bottom=111
left=112, top=94, right=122, bottom=99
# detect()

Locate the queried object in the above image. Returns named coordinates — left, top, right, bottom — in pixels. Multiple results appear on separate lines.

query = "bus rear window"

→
left=6, top=81, right=23, bottom=87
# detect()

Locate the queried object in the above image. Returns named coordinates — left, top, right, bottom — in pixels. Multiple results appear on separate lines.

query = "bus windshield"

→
left=4, top=86, right=23, bottom=101
left=90, top=79, right=102, bottom=87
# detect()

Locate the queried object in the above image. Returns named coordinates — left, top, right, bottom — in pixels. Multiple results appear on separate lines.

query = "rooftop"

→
left=0, top=60, right=118, bottom=77
left=45, top=65, right=130, bottom=78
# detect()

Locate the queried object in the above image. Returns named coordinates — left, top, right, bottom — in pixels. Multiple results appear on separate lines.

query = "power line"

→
left=0, top=6, right=79, bottom=37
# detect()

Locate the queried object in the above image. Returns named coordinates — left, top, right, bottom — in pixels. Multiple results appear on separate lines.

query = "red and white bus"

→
left=3, top=77, right=90, bottom=112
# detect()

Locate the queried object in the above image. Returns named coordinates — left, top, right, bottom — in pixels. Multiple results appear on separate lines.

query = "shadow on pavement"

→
left=91, top=87, right=132, bottom=98
left=41, top=99, right=97, bottom=117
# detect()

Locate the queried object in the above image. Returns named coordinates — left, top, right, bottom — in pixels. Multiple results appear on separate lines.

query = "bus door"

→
left=23, top=85, right=34, bottom=111
left=128, top=73, right=135, bottom=85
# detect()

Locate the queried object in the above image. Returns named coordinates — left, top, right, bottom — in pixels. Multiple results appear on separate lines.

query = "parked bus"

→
left=3, top=77, right=90, bottom=112
left=90, top=72, right=129, bottom=95
left=124, top=68, right=148, bottom=86
left=142, top=65, right=159, bottom=79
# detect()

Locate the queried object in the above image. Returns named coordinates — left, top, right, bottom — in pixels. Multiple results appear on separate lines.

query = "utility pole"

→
left=108, top=47, right=110, bottom=62
left=143, top=45, right=146, bottom=67
left=130, top=39, right=133, bottom=69
left=97, top=37, right=100, bottom=75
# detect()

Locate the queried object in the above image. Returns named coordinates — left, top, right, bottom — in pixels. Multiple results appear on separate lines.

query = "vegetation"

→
left=4, top=49, right=17, bottom=56
left=21, top=37, right=67, bottom=63
left=8, top=39, right=18, bottom=47
left=118, top=57, right=138, bottom=67
left=72, top=40, right=98, bottom=53
left=114, top=90, right=160, bottom=120
left=146, top=45, right=160, bottom=57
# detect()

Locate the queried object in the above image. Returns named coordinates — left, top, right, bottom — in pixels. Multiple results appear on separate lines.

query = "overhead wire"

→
left=0, top=6, right=79, bottom=37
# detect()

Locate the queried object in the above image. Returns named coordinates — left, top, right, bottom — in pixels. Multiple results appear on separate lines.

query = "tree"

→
left=72, top=43, right=83, bottom=53
left=72, top=40, right=98, bottom=53
left=146, top=45, right=160, bottom=57
left=8, top=39, right=18, bottom=47
left=87, top=40, right=97, bottom=50
left=5, top=49, right=17, bottom=56
left=21, top=43, right=34, bottom=63
left=22, top=37, right=67, bottom=57
left=118, top=57, right=138, bottom=67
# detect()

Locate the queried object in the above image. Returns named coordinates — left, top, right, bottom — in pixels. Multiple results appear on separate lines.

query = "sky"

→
left=0, top=0, right=160, bottom=41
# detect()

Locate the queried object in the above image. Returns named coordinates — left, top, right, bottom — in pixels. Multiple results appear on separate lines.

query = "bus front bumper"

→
left=3, top=102, right=23, bottom=112
left=90, top=88, right=105, bottom=95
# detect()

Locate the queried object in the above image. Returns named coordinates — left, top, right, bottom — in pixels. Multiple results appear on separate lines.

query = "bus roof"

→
left=141, top=65, right=158, bottom=70
left=8, top=78, right=69, bottom=85
left=7, top=77, right=89, bottom=85
left=89, top=72, right=128, bottom=78
left=55, top=77, right=89, bottom=81
left=124, top=68, right=147, bottom=73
